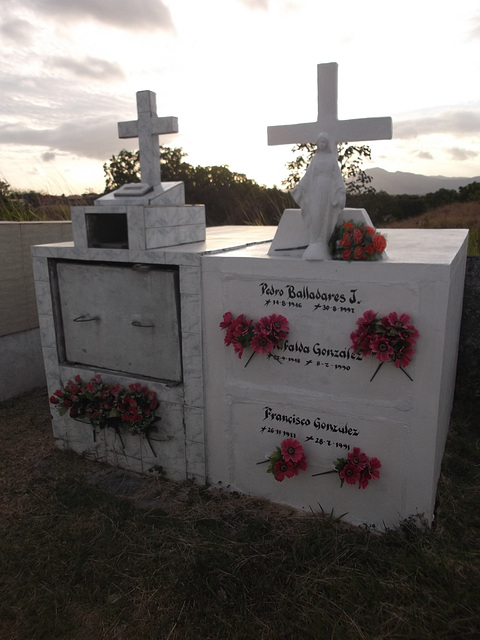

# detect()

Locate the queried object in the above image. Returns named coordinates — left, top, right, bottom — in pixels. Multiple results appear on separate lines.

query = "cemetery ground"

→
left=0, top=386, right=479, bottom=639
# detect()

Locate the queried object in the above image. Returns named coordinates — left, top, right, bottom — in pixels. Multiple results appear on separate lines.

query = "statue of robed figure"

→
left=291, top=133, right=346, bottom=261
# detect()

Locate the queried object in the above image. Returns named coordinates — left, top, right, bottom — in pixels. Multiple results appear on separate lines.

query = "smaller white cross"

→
left=267, top=63, right=392, bottom=147
left=118, top=90, right=178, bottom=187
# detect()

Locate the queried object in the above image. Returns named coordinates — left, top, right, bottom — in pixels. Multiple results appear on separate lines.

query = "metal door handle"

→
left=73, top=314, right=100, bottom=322
left=131, top=320, right=155, bottom=328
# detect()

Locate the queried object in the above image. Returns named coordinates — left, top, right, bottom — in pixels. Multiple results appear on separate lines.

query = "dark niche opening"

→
left=86, top=213, right=128, bottom=249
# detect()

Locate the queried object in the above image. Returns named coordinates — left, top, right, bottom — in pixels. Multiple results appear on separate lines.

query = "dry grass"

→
left=383, top=201, right=479, bottom=231
left=383, top=201, right=480, bottom=255
left=0, top=388, right=479, bottom=639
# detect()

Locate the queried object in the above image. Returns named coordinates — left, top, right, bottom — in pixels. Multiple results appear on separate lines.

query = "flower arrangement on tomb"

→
left=329, top=221, right=387, bottom=261
left=50, top=374, right=159, bottom=454
left=312, top=447, right=381, bottom=489
left=350, top=310, right=419, bottom=381
left=220, top=312, right=289, bottom=366
left=263, top=438, right=308, bottom=482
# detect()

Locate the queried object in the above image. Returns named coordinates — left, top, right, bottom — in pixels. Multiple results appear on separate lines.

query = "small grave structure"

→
left=34, top=67, right=468, bottom=529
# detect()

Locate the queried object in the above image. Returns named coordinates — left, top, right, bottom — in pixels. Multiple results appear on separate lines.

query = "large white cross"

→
left=267, top=62, right=392, bottom=147
left=118, top=90, right=178, bottom=187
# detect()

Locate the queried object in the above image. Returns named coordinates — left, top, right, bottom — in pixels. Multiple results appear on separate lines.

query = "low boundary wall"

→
left=0, top=222, right=72, bottom=400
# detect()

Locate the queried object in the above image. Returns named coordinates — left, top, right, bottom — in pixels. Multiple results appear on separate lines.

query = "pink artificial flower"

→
left=382, top=312, right=412, bottom=331
left=347, top=447, right=368, bottom=470
left=232, top=315, right=253, bottom=339
left=296, top=454, right=307, bottom=471
left=394, top=344, right=415, bottom=368
left=233, top=340, right=244, bottom=359
left=350, top=330, right=373, bottom=357
left=223, top=326, right=235, bottom=346
left=269, top=314, right=289, bottom=339
left=358, top=472, right=370, bottom=489
left=256, top=316, right=272, bottom=333
left=357, top=310, right=377, bottom=327
left=274, top=460, right=295, bottom=482
left=339, top=463, right=360, bottom=485
left=219, top=312, right=233, bottom=330
left=369, top=336, right=394, bottom=362
left=358, top=457, right=381, bottom=489
left=251, top=332, right=274, bottom=354
left=368, top=457, right=382, bottom=479
left=281, top=438, right=304, bottom=463
left=360, top=337, right=374, bottom=356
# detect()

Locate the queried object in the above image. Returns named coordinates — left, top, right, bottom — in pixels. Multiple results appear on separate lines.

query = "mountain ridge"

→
left=366, top=168, right=480, bottom=196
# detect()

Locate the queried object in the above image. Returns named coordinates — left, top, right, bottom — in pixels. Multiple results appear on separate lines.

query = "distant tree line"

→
left=348, top=182, right=480, bottom=226
left=103, top=147, right=293, bottom=227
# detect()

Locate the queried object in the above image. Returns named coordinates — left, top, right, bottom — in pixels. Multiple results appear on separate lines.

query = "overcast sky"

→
left=1, top=0, right=479, bottom=194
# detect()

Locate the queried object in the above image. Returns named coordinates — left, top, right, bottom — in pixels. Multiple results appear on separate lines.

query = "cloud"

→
left=0, top=18, right=34, bottom=44
left=29, top=0, right=174, bottom=32
left=240, top=0, right=269, bottom=9
left=394, top=109, right=480, bottom=139
left=447, top=147, right=478, bottom=161
left=49, top=56, right=125, bottom=82
left=468, top=13, right=480, bottom=39
left=416, top=151, right=434, bottom=160
left=0, top=117, right=121, bottom=160
left=41, top=152, right=56, bottom=162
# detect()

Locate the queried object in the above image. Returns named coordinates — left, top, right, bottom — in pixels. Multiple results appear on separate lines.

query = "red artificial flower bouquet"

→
left=350, top=310, right=419, bottom=381
left=50, top=374, right=160, bottom=453
left=313, top=447, right=381, bottom=489
left=220, top=312, right=289, bottom=366
left=330, top=221, right=387, bottom=261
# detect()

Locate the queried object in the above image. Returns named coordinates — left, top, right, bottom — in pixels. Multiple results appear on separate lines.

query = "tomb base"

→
left=202, top=228, right=468, bottom=529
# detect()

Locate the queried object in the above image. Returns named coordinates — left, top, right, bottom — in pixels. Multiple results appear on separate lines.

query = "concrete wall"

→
left=0, top=222, right=72, bottom=400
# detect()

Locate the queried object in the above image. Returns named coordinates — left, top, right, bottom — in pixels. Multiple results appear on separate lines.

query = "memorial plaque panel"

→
left=219, top=275, right=419, bottom=407
left=226, top=399, right=409, bottom=527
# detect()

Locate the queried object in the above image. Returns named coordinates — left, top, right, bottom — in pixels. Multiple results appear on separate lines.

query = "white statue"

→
left=291, top=133, right=346, bottom=261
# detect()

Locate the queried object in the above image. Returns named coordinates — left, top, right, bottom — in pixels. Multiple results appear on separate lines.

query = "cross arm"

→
left=267, top=116, right=392, bottom=147
left=118, top=116, right=179, bottom=140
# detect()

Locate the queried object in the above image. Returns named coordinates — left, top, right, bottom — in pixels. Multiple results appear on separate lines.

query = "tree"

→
left=282, top=142, right=375, bottom=195
left=103, top=146, right=194, bottom=192
left=458, top=182, right=480, bottom=202
left=103, top=149, right=140, bottom=192
left=424, top=188, right=458, bottom=209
